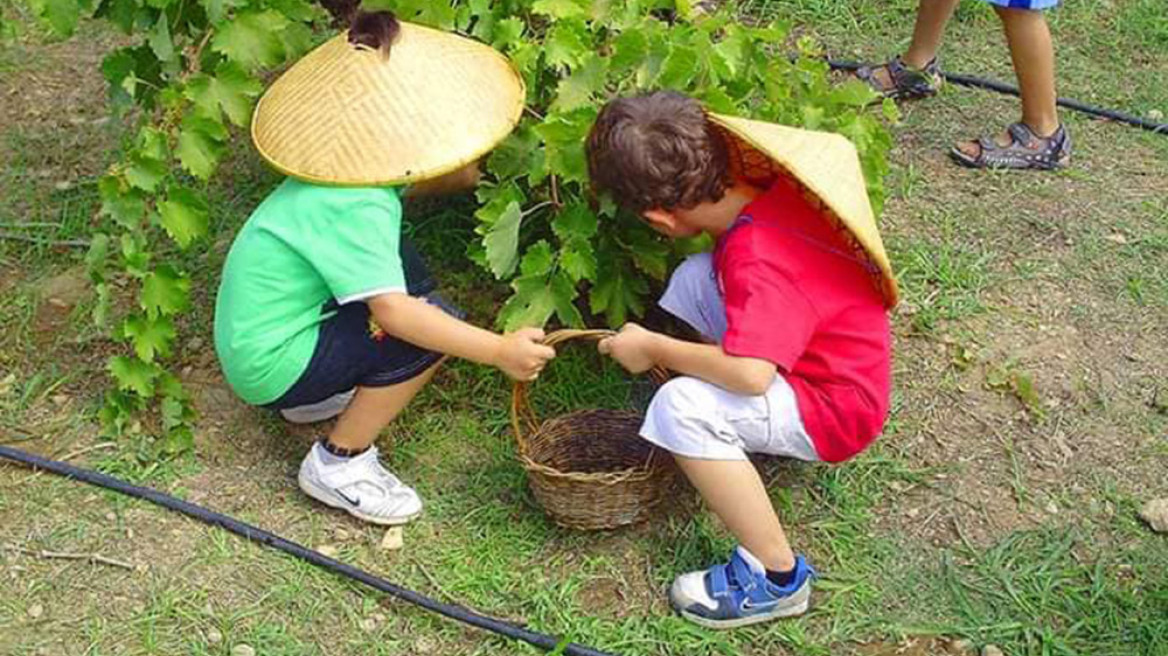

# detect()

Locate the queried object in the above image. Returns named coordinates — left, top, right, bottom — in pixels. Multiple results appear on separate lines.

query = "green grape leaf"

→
left=483, top=200, right=523, bottom=278
left=552, top=203, right=598, bottom=241
left=610, top=29, right=648, bottom=72
left=544, top=20, right=589, bottom=70
left=491, top=17, right=524, bottom=50
left=591, top=252, right=648, bottom=327
left=829, top=78, right=879, bottom=107
left=498, top=275, right=557, bottom=330
left=93, top=282, right=111, bottom=329
left=160, top=395, right=184, bottom=430
left=98, top=175, right=146, bottom=228
left=185, top=62, right=262, bottom=126
left=211, top=10, right=289, bottom=71
left=549, top=271, right=583, bottom=327
left=122, top=314, right=175, bottom=362
left=551, top=54, right=608, bottom=112
left=34, top=0, right=81, bottom=37
left=176, top=117, right=227, bottom=180
left=531, top=0, right=587, bottom=19
left=519, top=240, right=555, bottom=277
left=560, top=241, right=597, bottom=282
left=657, top=41, right=700, bottom=89
left=109, top=355, right=160, bottom=398
left=157, top=187, right=209, bottom=248
left=486, top=126, right=538, bottom=181
left=711, top=24, right=748, bottom=79
left=120, top=232, right=152, bottom=277
left=85, top=232, right=110, bottom=279
left=200, top=0, right=246, bottom=24
left=94, top=0, right=138, bottom=33
left=147, top=12, right=175, bottom=64
left=696, top=86, right=736, bottom=114
left=534, top=107, right=596, bottom=184
left=125, top=153, right=167, bottom=192
left=278, top=21, right=313, bottom=61
left=266, top=0, right=317, bottom=22
left=141, top=265, right=191, bottom=318
left=627, top=235, right=670, bottom=281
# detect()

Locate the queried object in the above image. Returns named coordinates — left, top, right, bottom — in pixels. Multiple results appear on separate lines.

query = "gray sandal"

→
left=950, top=122, right=1071, bottom=170
left=855, top=55, right=943, bottom=101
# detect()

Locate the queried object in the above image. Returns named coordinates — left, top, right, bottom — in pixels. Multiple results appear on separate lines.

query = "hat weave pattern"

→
left=252, top=23, right=524, bottom=186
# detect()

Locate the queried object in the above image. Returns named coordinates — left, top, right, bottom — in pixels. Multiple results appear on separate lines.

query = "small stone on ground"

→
left=231, top=645, right=256, bottom=656
left=1139, top=498, right=1168, bottom=533
left=380, top=526, right=403, bottom=551
left=982, top=645, right=1004, bottom=656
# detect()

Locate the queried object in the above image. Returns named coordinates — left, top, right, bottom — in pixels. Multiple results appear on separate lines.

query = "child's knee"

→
left=648, top=376, right=718, bottom=426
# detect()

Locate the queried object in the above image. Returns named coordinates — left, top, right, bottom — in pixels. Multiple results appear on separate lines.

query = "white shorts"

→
left=640, top=254, right=819, bottom=462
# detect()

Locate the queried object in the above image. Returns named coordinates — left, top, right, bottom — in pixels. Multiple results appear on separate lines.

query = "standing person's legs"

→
left=998, top=5, right=1060, bottom=136
left=904, top=0, right=963, bottom=68
left=857, top=0, right=959, bottom=97
left=951, top=2, right=1070, bottom=169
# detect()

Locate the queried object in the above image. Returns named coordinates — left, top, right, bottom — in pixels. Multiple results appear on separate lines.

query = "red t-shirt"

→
left=714, top=178, right=891, bottom=463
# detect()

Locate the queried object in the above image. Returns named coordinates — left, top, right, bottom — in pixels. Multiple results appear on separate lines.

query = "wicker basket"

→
left=511, top=329, right=678, bottom=530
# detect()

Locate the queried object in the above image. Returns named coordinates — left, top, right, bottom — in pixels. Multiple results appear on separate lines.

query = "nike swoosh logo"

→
left=740, top=598, right=779, bottom=612
left=336, top=490, right=361, bottom=507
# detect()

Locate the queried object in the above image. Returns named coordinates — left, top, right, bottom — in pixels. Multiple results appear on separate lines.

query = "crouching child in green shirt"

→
left=214, top=11, right=552, bottom=525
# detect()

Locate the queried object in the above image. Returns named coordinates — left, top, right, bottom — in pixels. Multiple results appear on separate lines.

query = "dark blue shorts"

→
left=264, top=239, right=462, bottom=411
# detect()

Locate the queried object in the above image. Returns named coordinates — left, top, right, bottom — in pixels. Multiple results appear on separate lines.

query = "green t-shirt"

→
left=214, top=178, right=405, bottom=405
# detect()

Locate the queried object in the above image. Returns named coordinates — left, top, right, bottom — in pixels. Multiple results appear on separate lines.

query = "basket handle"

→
left=510, top=329, right=668, bottom=457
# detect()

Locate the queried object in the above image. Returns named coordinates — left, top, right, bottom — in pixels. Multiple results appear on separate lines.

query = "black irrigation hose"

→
left=826, top=58, right=1168, bottom=135
left=0, top=445, right=618, bottom=656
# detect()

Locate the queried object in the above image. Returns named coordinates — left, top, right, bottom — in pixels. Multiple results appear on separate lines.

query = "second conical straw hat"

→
left=252, top=21, right=525, bottom=186
left=708, top=113, right=899, bottom=308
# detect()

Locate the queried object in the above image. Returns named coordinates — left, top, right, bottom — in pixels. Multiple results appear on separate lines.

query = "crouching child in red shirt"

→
left=586, top=91, right=899, bottom=629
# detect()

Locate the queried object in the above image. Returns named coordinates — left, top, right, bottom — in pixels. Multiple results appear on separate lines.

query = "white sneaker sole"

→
left=298, top=474, right=421, bottom=526
left=679, top=597, right=810, bottom=630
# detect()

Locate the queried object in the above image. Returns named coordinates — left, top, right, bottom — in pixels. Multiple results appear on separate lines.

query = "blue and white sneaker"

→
left=669, top=546, right=815, bottom=629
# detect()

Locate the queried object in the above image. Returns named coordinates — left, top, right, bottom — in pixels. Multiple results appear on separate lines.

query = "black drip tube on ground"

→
left=826, top=58, right=1168, bottom=135
left=0, top=445, right=618, bottom=656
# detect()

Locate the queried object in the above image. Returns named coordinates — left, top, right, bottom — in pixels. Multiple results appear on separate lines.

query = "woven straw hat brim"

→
left=709, top=113, right=899, bottom=308
left=251, top=23, right=524, bottom=187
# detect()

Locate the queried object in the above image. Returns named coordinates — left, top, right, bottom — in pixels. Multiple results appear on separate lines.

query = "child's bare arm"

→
left=599, top=323, right=776, bottom=396
left=367, top=293, right=554, bottom=381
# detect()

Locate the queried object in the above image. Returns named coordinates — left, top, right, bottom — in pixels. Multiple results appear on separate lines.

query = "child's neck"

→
left=704, top=183, right=763, bottom=238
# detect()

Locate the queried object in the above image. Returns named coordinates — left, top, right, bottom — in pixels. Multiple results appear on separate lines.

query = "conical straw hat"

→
left=708, top=113, right=899, bottom=308
left=251, top=22, right=524, bottom=186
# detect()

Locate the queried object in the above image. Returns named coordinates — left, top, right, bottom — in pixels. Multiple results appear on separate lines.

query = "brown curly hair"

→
left=586, top=91, right=730, bottom=214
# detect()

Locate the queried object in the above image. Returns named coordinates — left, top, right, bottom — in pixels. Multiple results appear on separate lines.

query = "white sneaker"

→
left=297, top=442, right=422, bottom=525
left=280, top=389, right=356, bottom=424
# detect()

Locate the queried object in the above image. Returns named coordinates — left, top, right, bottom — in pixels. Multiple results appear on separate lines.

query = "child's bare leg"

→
left=903, top=0, right=962, bottom=68
left=864, top=0, right=958, bottom=92
left=328, top=358, right=444, bottom=451
left=952, top=7, right=1060, bottom=160
left=998, top=6, right=1059, bottom=136
left=675, top=456, right=796, bottom=573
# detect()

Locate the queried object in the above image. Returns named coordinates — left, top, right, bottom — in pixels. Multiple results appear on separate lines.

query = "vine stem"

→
left=550, top=175, right=561, bottom=208
left=520, top=200, right=554, bottom=218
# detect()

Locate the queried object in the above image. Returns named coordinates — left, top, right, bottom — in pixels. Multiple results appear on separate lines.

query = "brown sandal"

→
left=950, top=123, right=1072, bottom=170
left=855, top=55, right=943, bottom=101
